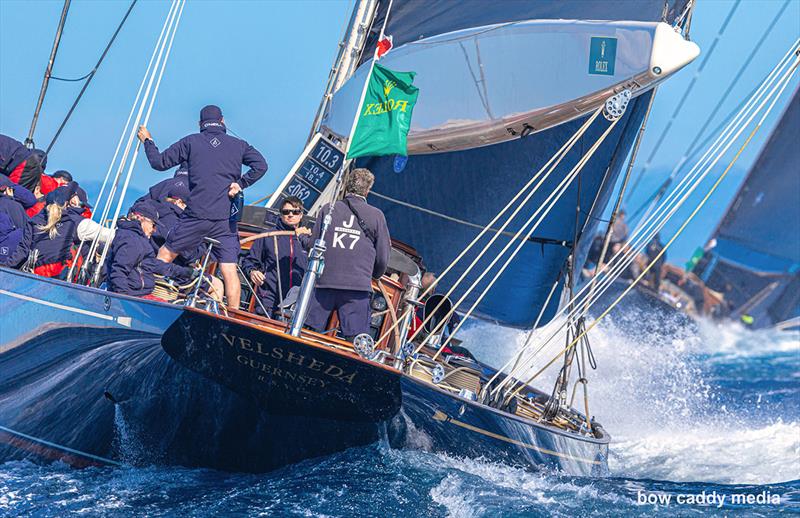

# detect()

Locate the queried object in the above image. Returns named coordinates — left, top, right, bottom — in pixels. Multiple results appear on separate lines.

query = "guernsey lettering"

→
left=221, top=332, right=358, bottom=385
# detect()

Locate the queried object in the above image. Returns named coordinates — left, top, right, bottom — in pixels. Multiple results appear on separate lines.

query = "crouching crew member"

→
left=106, top=200, right=194, bottom=299
left=152, top=182, right=190, bottom=246
left=137, top=105, right=268, bottom=310
left=0, top=175, right=33, bottom=268
left=305, top=168, right=391, bottom=339
left=138, top=161, right=189, bottom=203
left=31, top=186, right=83, bottom=277
left=242, top=196, right=311, bottom=317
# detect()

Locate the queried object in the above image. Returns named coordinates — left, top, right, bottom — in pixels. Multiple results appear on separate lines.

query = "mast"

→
left=307, top=0, right=378, bottom=142
left=25, top=0, right=71, bottom=149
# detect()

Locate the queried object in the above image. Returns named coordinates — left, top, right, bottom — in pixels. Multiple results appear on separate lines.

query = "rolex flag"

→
left=347, top=63, right=419, bottom=159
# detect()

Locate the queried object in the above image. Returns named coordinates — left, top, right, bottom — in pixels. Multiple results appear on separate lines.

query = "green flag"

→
left=347, top=63, right=419, bottom=159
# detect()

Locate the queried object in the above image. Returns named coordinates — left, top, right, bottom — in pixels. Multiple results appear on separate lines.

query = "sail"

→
left=357, top=91, right=653, bottom=328
left=695, top=87, right=800, bottom=327
left=361, top=0, right=692, bottom=67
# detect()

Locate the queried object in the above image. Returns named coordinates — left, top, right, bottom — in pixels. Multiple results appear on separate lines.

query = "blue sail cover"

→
left=695, top=87, right=800, bottom=327
left=362, top=0, right=692, bottom=66
left=359, top=92, right=653, bottom=328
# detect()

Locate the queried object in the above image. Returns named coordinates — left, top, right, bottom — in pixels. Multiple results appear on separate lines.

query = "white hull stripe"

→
left=0, top=424, right=122, bottom=466
left=0, top=289, right=132, bottom=328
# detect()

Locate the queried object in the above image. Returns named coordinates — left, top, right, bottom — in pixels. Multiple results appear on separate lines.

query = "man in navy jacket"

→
left=242, top=196, right=311, bottom=317
left=138, top=162, right=189, bottom=203
left=137, top=105, right=267, bottom=310
left=106, top=200, right=193, bottom=297
left=305, top=168, right=391, bottom=339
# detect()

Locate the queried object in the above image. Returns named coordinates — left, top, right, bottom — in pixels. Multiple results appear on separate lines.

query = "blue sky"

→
left=1, top=0, right=798, bottom=264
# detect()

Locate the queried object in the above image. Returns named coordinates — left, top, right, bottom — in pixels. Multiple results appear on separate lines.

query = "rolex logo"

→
left=383, top=80, right=396, bottom=97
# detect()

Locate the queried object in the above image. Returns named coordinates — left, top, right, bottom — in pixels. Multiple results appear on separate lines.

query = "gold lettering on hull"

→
left=221, top=332, right=359, bottom=390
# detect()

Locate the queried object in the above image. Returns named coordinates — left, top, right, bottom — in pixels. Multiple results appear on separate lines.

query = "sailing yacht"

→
left=0, top=0, right=698, bottom=475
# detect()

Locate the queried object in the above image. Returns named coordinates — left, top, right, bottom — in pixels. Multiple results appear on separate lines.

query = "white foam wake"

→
left=456, top=304, right=800, bottom=485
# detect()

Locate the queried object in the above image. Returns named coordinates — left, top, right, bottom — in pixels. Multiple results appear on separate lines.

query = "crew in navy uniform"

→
left=138, top=161, right=189, bottom=203
left=105, top=200, right=194, bottom=299
left=241, top=196, right=311, bottom=317
left=0, top=175, right=33, bottom=268
left=305, top=168, right=391, bottom=339
left=137, top=105, right=268, bottom=310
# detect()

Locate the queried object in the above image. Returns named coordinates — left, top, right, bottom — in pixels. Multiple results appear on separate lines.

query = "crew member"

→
left=51, top=170, right=73, bottom=186
left=138, top=162, right=189, bottom=203
left=31, top=186, right=81, bottom=277
left=137, top=105, right=268, bottom=310
left=611, top=210, right=629, bottom=245
left=105, top=200, right=194, bottom=299
left=304, top=168, right=391, bottom=339
left=152, top=183, right=190, bottom=246
left=0, top=176, right=32, bottom=268
left=242, top=196, right=311, bottom=317
left=645, top=233, right=665, bottom=291
left=0, top=135, right=35, bottom=190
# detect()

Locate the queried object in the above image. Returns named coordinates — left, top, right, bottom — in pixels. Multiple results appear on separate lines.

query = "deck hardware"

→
left=458, top=404, right=466, bottom=416
left=603, top=89, right=632, bottom=121
left=459, top=389, right=477, bottom=402
left=431, top=364, right=445, bottom=384
left=353, top=333, right=376, bottom=359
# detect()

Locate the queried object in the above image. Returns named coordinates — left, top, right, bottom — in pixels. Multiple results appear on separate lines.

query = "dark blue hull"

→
left=0, top=268, right=608, bottom=475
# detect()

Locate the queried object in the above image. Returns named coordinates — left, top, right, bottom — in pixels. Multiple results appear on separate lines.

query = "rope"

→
left=504, top=49, right=799, bottom=401
left=45, top=0, right=139, bottom=154
left=428, top=117, right=621, bottom=361
left=493, top=41, right=800, bottom=396
left=94, top=0, right=186, bottom=284
left=626, top=0, right=741, bottom=202
left=376, top=108, right=602, bottom=347
left=70, top=0, right=179, bottom=283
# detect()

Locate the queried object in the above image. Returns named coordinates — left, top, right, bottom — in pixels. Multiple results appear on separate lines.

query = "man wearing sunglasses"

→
left=242, top=196, right=311, bottom=317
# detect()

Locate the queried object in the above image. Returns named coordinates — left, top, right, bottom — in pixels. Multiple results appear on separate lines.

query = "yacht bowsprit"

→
left=0, top=0, right=703, bottom=475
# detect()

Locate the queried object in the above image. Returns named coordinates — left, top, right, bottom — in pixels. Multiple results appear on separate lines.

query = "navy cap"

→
left=45, top=186, right=71, bottom=206
left=130, top=199, right=159, bottom=223
left=75, top=186, right=91, bottom=208
left=167, top=182, right=190, bottom=202
left=52, top=170, right=73, bottom=182
left=200, top=105, right=223, bottom=123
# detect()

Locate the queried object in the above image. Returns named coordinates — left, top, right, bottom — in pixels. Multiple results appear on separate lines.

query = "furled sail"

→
left=695, top=86, right=800, bottom=328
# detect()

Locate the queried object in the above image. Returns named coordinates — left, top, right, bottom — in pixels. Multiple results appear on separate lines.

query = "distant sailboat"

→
left=692, top=86, right=800, bottom=330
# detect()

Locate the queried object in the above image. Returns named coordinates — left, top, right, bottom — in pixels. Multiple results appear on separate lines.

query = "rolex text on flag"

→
left=347, top=63, right=419, bottom=159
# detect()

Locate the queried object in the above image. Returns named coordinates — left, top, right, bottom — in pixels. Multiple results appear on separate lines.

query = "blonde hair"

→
left=37, top=202, right=66, bottom=240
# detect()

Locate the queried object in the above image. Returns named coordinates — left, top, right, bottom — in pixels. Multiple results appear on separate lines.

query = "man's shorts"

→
left=305, top=288, right=371, bottom=338
left=165, top=215, right=240, bottom=264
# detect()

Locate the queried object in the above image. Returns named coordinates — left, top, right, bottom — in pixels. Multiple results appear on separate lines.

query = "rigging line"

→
left=458, top=40, right=493, bottom=119
left=496, top=46, right=799, bottom=390
left=375, top=109, right=602, bottom=346
left=508, top=60, right=799, bottom=402
left=370, top=191, right=569, bottom=247
left=50, top=71, right=93, bottom=82
left=390, top=110, right=601, bottom=348
left=629, top=0, right=792, bottom=224
left=71, top=0, right=179, bottom=283
left=26, top=0, right=71, bottom=149
left=508, top=54, right=800, bottom=391
left=46, top=0, right=139, bottom=154
left=94, top=0, right=185, bottom=284
left=626, top=0, right=741, bottom=201
left=428, top=118, right=622, bottom=361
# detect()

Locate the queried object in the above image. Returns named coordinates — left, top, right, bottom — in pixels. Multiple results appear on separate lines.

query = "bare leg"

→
left=208, top=276, right=225, bottom=302
left=218, top=262, right=241, bottom=310
left=157, top=246, right=179, bottom=263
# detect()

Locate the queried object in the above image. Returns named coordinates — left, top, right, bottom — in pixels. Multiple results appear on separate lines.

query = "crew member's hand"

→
left=295, top=226, right=312, bottom=236
left=137, top=126, right=152, bottom=143
left=228, top=182, right=242, bottom=198
left=250, top=270, right=265, bottom=286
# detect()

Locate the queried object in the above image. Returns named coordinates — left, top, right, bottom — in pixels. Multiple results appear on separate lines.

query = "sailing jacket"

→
left=311, top=194, right=391, bottom=292
left=106, top=219, right=191, bottom=296
left=31, top=207, right=84, bottom=266
left=0, top=195, right=32, bottom=267
left=242, top=216, right=310, bottom=313
left=0, top=135, right=31, bottom=176
left=138, top=171, right=189, bottom=203
left=142, top=123, right=267, bottom=220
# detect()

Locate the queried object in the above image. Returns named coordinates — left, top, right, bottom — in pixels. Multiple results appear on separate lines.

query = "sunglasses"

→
left=281, top=209, right=303, bottom=216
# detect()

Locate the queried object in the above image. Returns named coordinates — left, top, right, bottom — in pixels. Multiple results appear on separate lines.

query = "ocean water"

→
left=1, top=306, right=798, bottom=517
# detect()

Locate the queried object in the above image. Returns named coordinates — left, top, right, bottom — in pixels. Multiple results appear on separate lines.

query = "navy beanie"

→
left=200, top=105, right=223, bottom=123
left=130, top=200, right=159, bottom=222
left=45, top=186, right=71, bottom=206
